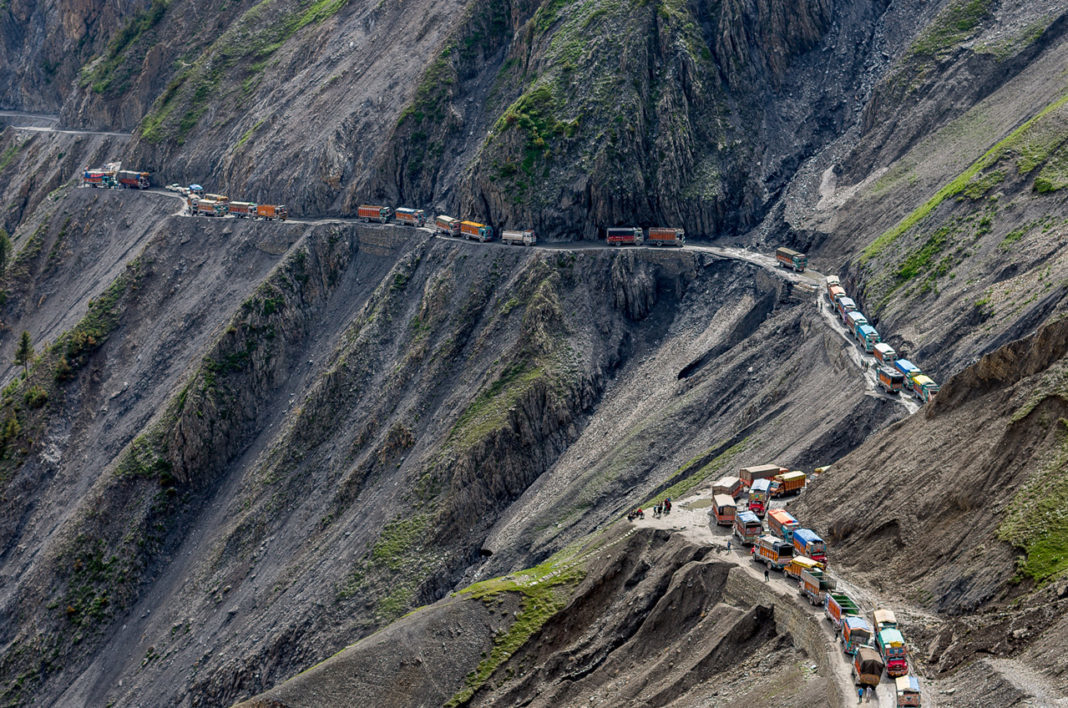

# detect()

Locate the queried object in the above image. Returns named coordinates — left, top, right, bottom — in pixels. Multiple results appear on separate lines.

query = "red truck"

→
left=647, top=227, right=685, bottom=247
left=256, top=204, right=288, bottom=221
left=116, top=170, right=150, bottom=189
left=358, top=205, right=392, bottom=223
left=606, top=227, right=643, bottom=246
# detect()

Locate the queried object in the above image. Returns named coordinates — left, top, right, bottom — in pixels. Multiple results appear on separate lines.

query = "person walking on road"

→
left=864, top=686, right=873, bottom=703
left=726, top=539, right=731, bottom=552
left=764, top=568, right=770, bottom=582
left=857, top=687, right=864, bottom=704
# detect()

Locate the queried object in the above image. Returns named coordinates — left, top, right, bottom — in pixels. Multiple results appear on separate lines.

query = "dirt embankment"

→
left=238, top=526, right=843, bottom=708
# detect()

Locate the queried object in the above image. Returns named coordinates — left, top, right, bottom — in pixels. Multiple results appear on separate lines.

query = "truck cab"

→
left=857, top=324, right=881, bottom=352
left=748, top=478, right=771, bottom=516
left=792, top=528, right=826, bottom=563
left=877, top=628, right=910, bottom=677
left=910, top=374, right=940, bottom=403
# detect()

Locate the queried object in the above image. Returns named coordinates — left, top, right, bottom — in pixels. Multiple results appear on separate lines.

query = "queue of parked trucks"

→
left=826, top=276, right=940, bottom=403
left=707, top=461, right=922, bottom=705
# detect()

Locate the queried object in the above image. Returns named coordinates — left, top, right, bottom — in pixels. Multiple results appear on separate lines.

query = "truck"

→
left=836, top=296, right=857, bottom=322
left=767, top=508, right=800, bottom=541
left=738, top=464, right=787, bottom=488
left=856, top=324, right=881, bottom=352
left=895, top=675, right=922, bottom=707
left=195, top=198, right=227, bottom=217
left=647, top=227, right=685, bottom=247
left=712, top=494, right=736, bottom=526
left=852, top=647, right=885, bottom=688
left=394, top=207, right=427, bottom=227
left=827, top=284, right=845, bottom=304
left=873, top=342, right=897, bottom=363
left=83, top=170, right=117, bottom=188
left=188, top=184, right=204, bottom=195
left=461, top=220, right=493, bottom=242
left=256, top=204, right=288, bottom=221
left=770, top=470, right=806, bottom=498
left=846, top=311, right=869, bottom=337
left=775, top=247, right=807, bottom=272
left=841, top=616, right=873, bottom=655
left=872, top=608, right=897, bottom=633
left=748, top=478, right=771, bottom=516
left=227, top=201, right=257, bottom=218
left=712, top=475, right=744, bottom=499
left=358, top=205, right=392, bottom=223
left=893, top=359, right=921, bottom=382
left=501, top=229, right=537, bottom=246
left=733, top=510, right=763, bottom=545
left=877, top=628, right=909, bottom=677
left=753, top=534, right=793, bottom=570
left=877, top=366, right=905, bottom=394
left=204, top=193, right=229, bottom=203
left=825, top=275, right=840, bottom=288
left=910, top=374, right=940, bottom=403
left=799, top=567, right=835, bottom=605
left=825, top=591, right=861, bottom=630
left=434, top=215, right=461, bottom=236
left=792, top=528, right=826, bottom=564
left=784, top=555, right=823, bottom=580
left=606, top=227, right=643, bottom=246
left=116, top=170, right=150, bottom=189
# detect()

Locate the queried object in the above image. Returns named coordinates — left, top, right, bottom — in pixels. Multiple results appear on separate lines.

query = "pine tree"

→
left=14, top=330, right=33, bottom=377
left=0, top=227, right=10, bottom=273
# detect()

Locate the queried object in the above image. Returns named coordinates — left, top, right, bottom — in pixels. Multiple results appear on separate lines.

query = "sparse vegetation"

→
left=907, top=0, right=993, bottom=59
left=999, top=416, right=1068, bottom=583
left=82, top=0, right=171, bottom=95
left=862, top=92, right=1068, bottom=263
left=448, top=552, right=586, bottom=706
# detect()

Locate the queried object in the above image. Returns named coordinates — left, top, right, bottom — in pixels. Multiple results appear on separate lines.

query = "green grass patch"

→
left=998, top=417, right=1068, bottom=583
left=449, top=360, right=547, bottom=449
left=54, top=258, right=142, bottom=367
left=449, top=551, right=586, bottom=706
left=907, top=0, right=993, bottom=59
left=83, top=0, right=170, bottom=95
left=862, top=91, right=1068, bottom=263
left=235, top=119, right=265, bottom=150
left=0, top=140, right=22, bottom=172
left=960, top=169, right=1004, bottom=199
left=370, top=513, right=430, bottom=571
left=1034, top=143, right=1068, bottom=193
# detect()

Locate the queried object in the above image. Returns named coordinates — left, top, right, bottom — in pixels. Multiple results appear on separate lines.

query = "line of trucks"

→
left=82, top=163, right=150, bottom=190
left=182, top=186, right=288, bottom=221
left=825, top=276, right=940, bottom=403
left=708, top=463, right=922, bottom=705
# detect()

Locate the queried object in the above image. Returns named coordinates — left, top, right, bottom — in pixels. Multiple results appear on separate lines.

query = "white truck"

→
left=501, top=229, right=536, bottom=246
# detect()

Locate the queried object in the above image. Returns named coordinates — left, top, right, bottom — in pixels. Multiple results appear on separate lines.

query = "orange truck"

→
left=770, top=471, right=806, bottom=498
left=195, top=198, right=227, bottom=217
left=227, top=201, right=257, bottom=218
left=394, top=207, right=426, bottom=226
left=358, top=205, right=392, bottom=223
left=712, top=494, right=736, bottom=526
left=767, top=508, right=800, bottom=541
left=753, top=535, right=793, bottom=570
left=461, top=220, right=493, bottom=242
left=256, top=204, right=288, bottom=221
left=647, top=227, right=685, bottom=247
left=738, top=464, right=787, bottom=489
left=435, top=215, right=460, bottom=236
left=712, top=475, right=744, bottom=499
